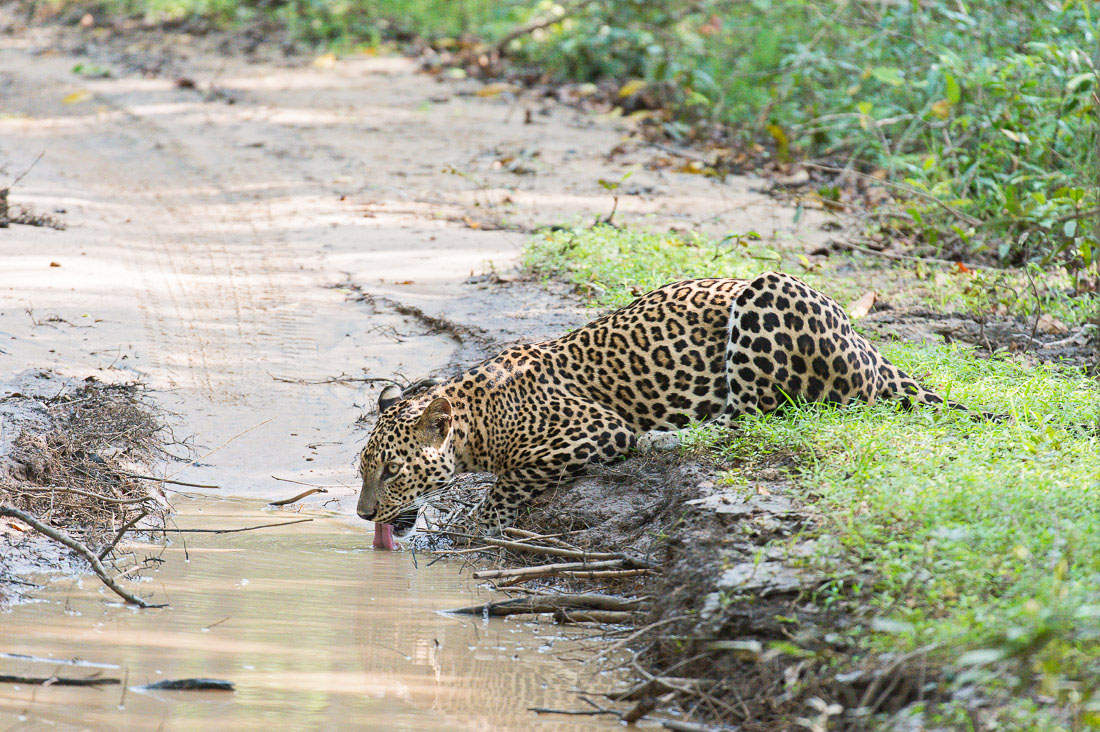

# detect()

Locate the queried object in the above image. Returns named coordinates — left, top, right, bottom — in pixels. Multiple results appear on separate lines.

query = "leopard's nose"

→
left=357, top=507, right=376, bottom=521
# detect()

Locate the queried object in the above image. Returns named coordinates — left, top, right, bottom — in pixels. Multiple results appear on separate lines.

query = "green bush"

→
left=508, top=0, right=1098, bottom=270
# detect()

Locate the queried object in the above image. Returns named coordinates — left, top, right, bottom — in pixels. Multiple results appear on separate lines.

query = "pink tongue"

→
left=372, top=522, right=396, bottom=551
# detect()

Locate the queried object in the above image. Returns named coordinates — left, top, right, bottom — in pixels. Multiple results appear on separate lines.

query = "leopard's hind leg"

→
left=724, top=272, right=981, bottom=416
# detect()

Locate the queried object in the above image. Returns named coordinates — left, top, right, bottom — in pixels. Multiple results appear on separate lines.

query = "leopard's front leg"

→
left=474, top=468, right=553, bottom=534
left=474, top=408, right=637, bottom=533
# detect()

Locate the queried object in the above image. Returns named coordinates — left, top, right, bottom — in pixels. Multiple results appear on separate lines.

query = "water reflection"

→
left=0, top=498, right=623, bottom=730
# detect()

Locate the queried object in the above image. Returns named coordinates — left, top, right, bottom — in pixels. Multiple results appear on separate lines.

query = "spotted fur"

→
left=356, top=272, right=965, bottom=531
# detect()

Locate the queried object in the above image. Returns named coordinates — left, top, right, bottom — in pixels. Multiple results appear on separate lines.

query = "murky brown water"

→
left=0, top=498, right=626, bottom=730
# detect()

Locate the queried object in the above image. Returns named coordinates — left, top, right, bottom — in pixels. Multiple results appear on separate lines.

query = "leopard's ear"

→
left=417, top=397, right=452, bottom=447
left=378, top=384, right=403, bottom=412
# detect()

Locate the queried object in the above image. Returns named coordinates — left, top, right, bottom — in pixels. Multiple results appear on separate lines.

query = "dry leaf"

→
left=774, top=169, right=810, bottom=187
left=675, top=160, right=707, bottom=175
left=1035, top=313, right=1069, bottom=335
left=62, top=90, right=91, bottom=105
left=476, top=82, right=516, bottom=97
left=49, top=261, right=61, bottom=268
left=462, top=216, right=481, bottom=229
left=755, top=484, right=771, bottom=496
left=955, top=261, right=972, bottom=274
left=847, top=290, right=877, bottom=319
left=393, top=280, right=415, bottom=285
left=618, top=79, right=647, bottom=97
left=311, top=53, right=336, bottom=69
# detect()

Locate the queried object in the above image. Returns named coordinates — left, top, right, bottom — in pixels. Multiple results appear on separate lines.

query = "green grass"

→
left=721, top=348, right=1099, bottom=726
left=525, top=225, right=788, bottom=308
left=526, top=224, right=1099, bottom=327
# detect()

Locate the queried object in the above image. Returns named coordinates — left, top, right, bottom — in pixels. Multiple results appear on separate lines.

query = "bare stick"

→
left=528, top=707, right=620, bottom=717
left=829, top=238, right=972, bottom=268
left=562, top=568, right=653, bottom=580
left=6, top=151, right=45, bottom=189
left=444, top=593, right=646, bottom=616
left=0, top=506, right=165, bottom=608
left=119, top=471, right=221, bottom=489
left=473, top=559, right=624, bottom=580
left=0, top=673, right=119, bottom=687
left=468, top=536, right=654, bottom=567
left=270, top=373, right=393, bottom=385
left=493, top=0, right=598, bottom=52
left=97, top=509, right=150, bottom=560
left=272, top=475, right=349, bottom=488
left=554, top=610, right=635, bottom=624
left=502, top=527, right=580, bottom=550
left=622, top=697, right=657, bottom=724
left=16, top=486, right=152, bottom=505
left=802, top=161, right=983, bottom=226
left=133, top=518, right=312, bottom=534
left=165, top=417, right=274, bottom=482
left=268, top=488, right=328, bottom=506
left=662, top=721, right=725, bottom=732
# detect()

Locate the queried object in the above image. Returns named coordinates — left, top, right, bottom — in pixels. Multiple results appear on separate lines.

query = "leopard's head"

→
left=356, top=385, right=456, bottom=533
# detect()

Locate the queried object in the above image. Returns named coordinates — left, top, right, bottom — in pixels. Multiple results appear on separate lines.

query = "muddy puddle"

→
left=0, top=498, right=625, bottom=730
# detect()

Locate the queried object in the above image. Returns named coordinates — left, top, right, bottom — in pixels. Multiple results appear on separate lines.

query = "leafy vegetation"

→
left=506, top=0, right=1098, bottom=272
left=62, top=0, right=1098, bottom=273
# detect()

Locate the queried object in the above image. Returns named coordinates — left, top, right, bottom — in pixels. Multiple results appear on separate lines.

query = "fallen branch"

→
left=470, top=536, right=654, bottom=568
left=609, top=677, right=700, bottom=702
left=119, top=472, right=220, bottom=489
left=271, top=475, right=348, bottom=488
left=444, top=593, right=646, bottom=617
left=528, top=706, right=619, bottom=717
left=134, top=518, right=313, bottom=534
left=268, top=488, right=328, bottom=506
left=0, top=505, right=165, bottom=608
left=473, top=558, right=624, bottom=580
left=662, top=721, right=728, bottom=732
left=803, top=161, right=983, bottom=227
left=97, top=509, right=150, bottom=560
left=622, top=697, right=657, bottom=724
left=828, top=238, right=973, bottom=268
left=502, top=526, right=581, bottom=550
left=165, top=416, right=274, bottom=483
left=0, top=674, right=119, bottom=687
left=554, top=609, right=636, bottom=624
left=138, top=678, right=234, bottom=691
left=270, top=373, right=392, bottom=385
left=562, top=568, right=653, bottom=580
left=16, top=485, right=152, bottom=505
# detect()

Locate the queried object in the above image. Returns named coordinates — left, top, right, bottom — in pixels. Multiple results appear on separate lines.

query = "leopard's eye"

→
left=380, top=461, right=400, bottom=482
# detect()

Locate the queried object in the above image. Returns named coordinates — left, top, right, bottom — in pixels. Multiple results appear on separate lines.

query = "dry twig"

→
left=0, top=505, right=165, bottom=608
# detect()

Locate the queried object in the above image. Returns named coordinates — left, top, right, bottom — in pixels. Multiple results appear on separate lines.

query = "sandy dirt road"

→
left=0, top=18, right=829, bottom=510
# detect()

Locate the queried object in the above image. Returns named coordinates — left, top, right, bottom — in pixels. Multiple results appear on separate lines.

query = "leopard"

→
left=356, top=272, right=976, bottom=537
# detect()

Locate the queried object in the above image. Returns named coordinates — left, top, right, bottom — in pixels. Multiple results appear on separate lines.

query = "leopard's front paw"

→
left=635, top=429, right=682, bottom=453
left=472, top=498, right=518, bottom=537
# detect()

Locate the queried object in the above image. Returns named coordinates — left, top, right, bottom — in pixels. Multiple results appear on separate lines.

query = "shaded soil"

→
left=861, top=307, right=1099, bottom=372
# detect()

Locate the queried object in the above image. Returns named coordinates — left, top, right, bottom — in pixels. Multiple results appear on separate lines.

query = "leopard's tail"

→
left=875, top=359, right=1000, bottom=421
